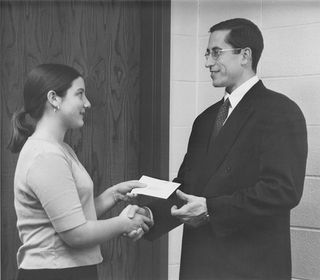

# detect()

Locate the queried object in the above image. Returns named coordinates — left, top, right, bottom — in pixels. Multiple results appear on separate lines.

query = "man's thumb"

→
left=176, top=189, right=189, bottom=201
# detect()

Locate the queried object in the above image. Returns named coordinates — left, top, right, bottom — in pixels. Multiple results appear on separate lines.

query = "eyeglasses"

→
left=205, top=48, right=242, bottom=60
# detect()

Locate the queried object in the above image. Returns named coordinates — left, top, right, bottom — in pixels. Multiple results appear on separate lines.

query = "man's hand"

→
left=171, top=190, right=209, bottom=227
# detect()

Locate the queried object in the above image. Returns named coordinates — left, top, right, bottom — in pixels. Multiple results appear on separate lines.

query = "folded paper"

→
left=131, top=175, right=180, bottom=199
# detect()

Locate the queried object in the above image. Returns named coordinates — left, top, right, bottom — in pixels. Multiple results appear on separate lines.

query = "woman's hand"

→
left=119, top=205, right=152, bottom=241
left=95, top=180, right=147, bottom=217
left=112, top=180, right=146, bottom=203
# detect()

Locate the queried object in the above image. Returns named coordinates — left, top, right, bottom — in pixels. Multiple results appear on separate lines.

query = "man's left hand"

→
left=171, top=190, right=209, bottom=227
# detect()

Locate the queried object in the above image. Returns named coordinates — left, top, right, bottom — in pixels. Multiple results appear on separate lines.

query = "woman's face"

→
left=59, top=77, right=91, bottom=129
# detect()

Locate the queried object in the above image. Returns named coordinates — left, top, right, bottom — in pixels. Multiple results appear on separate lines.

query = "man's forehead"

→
left=208, top=30, right=231, bottom=48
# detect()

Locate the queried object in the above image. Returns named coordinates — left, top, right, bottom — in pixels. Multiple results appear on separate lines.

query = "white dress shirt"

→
left=224, top=75, right=259, bottom=122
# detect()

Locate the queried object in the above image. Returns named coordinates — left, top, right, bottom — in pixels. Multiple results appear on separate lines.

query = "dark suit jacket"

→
left=145, top=81, right=308, bottom=280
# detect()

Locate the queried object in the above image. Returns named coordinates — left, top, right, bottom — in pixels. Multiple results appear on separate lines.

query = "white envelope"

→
left=131, top=175, right=180, bottom=199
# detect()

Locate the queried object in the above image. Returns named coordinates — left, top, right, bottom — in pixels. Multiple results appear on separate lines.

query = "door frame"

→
left=139, top=0, right=171, bottom=279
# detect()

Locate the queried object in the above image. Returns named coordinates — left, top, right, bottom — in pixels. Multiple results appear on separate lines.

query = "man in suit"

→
left=141, top=18, right=308, bottom=280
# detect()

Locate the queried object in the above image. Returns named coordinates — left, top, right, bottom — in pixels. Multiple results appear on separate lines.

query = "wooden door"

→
left=0, top=0, right=170, bottom=279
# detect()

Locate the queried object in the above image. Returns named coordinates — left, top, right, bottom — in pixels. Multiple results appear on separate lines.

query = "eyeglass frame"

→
left=205, top=47, right=242, bottom=61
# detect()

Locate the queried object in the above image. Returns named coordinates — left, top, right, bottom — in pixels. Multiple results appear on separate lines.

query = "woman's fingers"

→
left=126, top=205, right=140, bottom=219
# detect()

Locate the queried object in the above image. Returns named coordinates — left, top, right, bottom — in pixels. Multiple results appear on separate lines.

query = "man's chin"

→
left=211, top=80, right=224, bottom=88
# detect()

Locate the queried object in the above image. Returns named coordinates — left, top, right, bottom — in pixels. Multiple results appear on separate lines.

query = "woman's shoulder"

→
left=15, top=138, right=71, bottom=185
left=22, top=137, right=66, bottom=156
left=19, top=138, right=73, bottom=170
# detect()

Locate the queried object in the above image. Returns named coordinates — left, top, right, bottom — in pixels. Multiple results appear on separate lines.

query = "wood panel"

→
left=0, top=1, right=170, bottom=279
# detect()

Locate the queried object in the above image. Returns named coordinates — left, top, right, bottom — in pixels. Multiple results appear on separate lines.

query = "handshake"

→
left=111, top=179, right=209, bottom=242
left=119, top=204, right=153, bottom=242
left=109, top=180, right=154, bottom=242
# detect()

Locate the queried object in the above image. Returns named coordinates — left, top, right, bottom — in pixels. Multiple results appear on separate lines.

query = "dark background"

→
left=0, top=0, right=170, bottom=279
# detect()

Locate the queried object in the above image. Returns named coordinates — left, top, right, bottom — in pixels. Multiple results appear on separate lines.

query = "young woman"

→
left=8, top=63, right=151, bottom=280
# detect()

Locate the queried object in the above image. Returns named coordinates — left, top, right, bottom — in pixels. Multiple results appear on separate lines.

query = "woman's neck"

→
left=33, top=115, right=66, bottom=144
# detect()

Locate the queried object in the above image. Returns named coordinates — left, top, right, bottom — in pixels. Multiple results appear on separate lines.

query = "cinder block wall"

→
left=169, top=1, right=320, bottom=279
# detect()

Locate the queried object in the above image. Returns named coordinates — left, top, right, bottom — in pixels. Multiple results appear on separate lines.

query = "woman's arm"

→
left=94, top=187, right=115, bottom=217
left=94, top=181, right=146, bottom=218
left=59, top=205, right=151, bottom=248
left=27, top=152, right=150, bottom=248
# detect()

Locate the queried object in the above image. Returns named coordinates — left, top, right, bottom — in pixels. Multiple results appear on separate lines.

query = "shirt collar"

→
left=224, top=76, right=259, bottom=109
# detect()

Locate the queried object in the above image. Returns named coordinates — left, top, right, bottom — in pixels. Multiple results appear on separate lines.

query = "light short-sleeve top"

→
left=14, top=137, right=103, bottom=269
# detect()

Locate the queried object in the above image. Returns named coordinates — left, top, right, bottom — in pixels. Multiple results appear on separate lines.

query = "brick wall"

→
left=169, top=1, right=320, bottom=279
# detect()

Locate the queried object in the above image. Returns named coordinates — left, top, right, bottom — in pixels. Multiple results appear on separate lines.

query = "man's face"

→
left=205, top=30, right=244, bottom=93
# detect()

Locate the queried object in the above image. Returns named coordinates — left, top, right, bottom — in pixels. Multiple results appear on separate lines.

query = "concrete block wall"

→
left=169, top=0, right=320, bottom=279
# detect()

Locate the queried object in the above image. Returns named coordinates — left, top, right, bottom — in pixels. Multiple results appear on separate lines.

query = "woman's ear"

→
left=47, top=90, right=61, bottom=111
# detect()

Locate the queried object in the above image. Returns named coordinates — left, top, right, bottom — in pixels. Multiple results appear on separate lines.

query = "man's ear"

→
left=47, top=90, right=61, bottom=109
left=241, top=47, right=252, bottom=67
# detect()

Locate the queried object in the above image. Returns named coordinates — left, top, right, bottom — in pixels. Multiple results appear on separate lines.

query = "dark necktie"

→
left=211, top=97, right=230, bottom=140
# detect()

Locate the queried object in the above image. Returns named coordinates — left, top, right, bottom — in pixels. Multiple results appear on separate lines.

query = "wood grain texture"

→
left=1, top=1, right=170, bottom=279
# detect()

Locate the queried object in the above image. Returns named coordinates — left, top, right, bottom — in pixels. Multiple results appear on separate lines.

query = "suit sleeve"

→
left=206, top=101, right=308, bottom=236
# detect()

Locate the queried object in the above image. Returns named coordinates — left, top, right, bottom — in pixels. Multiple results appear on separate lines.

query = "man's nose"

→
left=205, top=55, right=215, bottom=68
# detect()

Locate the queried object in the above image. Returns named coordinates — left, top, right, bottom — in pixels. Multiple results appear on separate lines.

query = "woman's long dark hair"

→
left=8, top=64, right=81, bottom=153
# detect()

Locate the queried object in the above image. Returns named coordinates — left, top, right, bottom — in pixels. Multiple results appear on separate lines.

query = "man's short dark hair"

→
left=209, top=18, right=264, bottom=72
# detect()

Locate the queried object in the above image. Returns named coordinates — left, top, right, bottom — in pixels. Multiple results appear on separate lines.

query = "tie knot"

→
left=223, top=97, right=230, bottom=107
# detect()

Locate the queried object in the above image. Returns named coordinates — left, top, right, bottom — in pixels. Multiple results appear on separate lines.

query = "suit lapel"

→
left=205, top=98, right=224, bottom=150
left=198, top=82, right=263, bottom=191
left=207, top=102, right=253, bottom=172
